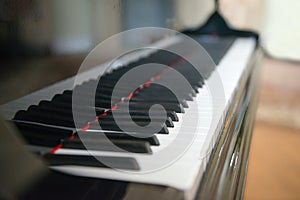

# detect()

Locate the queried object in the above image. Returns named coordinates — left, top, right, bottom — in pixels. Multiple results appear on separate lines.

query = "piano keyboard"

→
left=0, top=35, right=256, bottom=200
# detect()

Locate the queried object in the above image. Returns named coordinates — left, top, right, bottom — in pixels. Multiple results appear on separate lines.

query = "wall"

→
left=220, top=0, right=300, bottom=60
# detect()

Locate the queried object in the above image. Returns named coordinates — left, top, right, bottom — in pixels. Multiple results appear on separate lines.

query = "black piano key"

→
left=27, top=105, right=73, bottom=118
left=43, top=154, right=140, bottom=170
left=134, top=88, right=194, bottom=102
left=28, top=105, right=97, bottom=124
left=131, top=98, right=189, bottom=108
left=101, top=119, right=172, bottom=131
left=13, top=121, right=74, bottom=136
left=78, top=131, right=160, bottom=146
left=99, top=114, right=174, bottom=128
left=39, top=100, right=105, bottom=116
left=52, top=93, right=72, bottom=104
left=98, top=120, right=167, bottom=128
left=165, top=117, right=174, bottom=127
left=14, top=110, right=80, bottom=128
left=12, top=121, right=74, bottom=147
left=92, top=121, right=169, bottom=134
left=105, top=109, right=171, bottom=119
left=135, top=92, right=194, bottom=102
left=89, top=123, right=169, bottom=134
left=130, top=98, right=189, bottom=108
left=125, top=109, right=179, bottom=122
left=120, top=102, right=185, bottom=113
left=63, top=138, right=152, bottom=154
left=61, top=90, right=185, bottom=113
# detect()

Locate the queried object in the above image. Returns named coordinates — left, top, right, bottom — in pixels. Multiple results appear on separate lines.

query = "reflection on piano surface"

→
left=0, top=1, right=261, bottom=200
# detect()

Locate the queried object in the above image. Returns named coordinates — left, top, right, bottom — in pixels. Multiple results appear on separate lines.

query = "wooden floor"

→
left=244, top=56, right=300, bottom=200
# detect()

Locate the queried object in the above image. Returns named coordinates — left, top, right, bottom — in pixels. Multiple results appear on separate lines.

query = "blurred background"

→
left=0, top=0, right=299, bottom=199
left=220, top=1, right=300, bottom=199
left=0, top=0, right=214, bottom=104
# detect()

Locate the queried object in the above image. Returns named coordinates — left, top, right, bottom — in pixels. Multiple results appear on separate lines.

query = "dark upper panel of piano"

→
left=0, top=0, right=215, bottom=104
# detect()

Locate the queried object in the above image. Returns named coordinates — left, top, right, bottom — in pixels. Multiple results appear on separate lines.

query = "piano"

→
left=0, top=1, right=261, bottom=200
